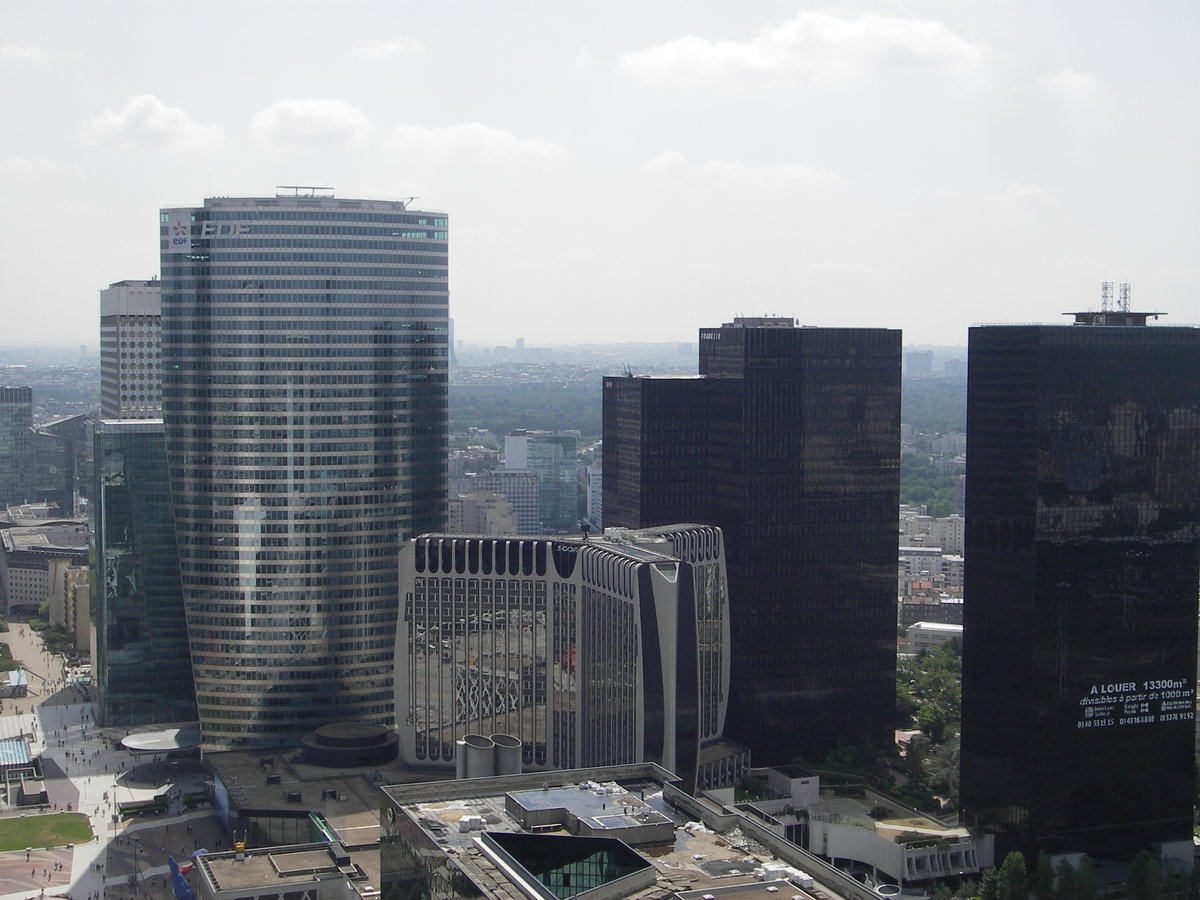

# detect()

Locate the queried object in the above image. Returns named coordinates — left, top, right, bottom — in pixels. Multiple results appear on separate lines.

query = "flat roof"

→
left=386, top=766, right=814, bottom=899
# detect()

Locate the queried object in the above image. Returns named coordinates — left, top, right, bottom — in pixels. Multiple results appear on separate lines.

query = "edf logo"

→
left=200, top=221, right=250, bottom=237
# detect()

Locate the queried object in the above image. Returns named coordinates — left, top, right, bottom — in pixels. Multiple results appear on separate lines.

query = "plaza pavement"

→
left=0, top=622, right=219, bottom=900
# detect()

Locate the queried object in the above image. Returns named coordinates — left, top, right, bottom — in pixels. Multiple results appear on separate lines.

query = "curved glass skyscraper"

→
left=160, top=193, right=448, bottom=749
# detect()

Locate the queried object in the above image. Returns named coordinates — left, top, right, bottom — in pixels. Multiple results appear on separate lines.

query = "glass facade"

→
left=603, top=321, right=901, bottom=764
left=0, top=386, right=35, bottom=509
left=396, top=524, right=727, bottom=789
left=93, top=420, right=196, bottom=726
left=159, top=196, right=448, bottom=748
left=961, top=323, right=1200, bottom=858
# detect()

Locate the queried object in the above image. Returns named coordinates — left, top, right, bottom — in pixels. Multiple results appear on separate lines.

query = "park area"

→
left=0, top=813, right=92, bottom=850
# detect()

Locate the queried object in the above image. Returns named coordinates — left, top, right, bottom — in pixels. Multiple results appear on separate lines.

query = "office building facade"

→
left=94, top=419, right=196, bottom=726
left=604, top=318, right=901, bottom=763
left=961, top=316, right=1200, bottom=859
left=100, top=279, right=163, bottom=419
left=160, top=192, right=449, bottom=748
left=0, top=387, right=35, bottom=510
left=396, top=524, right=729, bottom=791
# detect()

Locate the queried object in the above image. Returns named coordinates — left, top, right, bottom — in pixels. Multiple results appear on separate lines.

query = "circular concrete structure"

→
left=120, top=724, right=203, bottom=754
left=300, top=722, right=399, bottom=767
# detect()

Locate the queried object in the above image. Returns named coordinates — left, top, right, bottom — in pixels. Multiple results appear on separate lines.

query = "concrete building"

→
left=456, top=470, right=540, bottom=534
left=160, top=191, right=449, bottom=749
left=724, top=767, right=992, bottom=892
left=585, top=463, right=602, bottom=529
left=604, top=318, right=900, bottom=763
left=191, top=842, right=378, bottom=900
left=380, top=763, right=903, bottom=900
left=397, top=524, right=732, bottom=792
left=905, top=622, right=963, bottom=653
left=962, top=310, right=1200, bottom=860
left=0, top=516, right=88, bottom=616
left=447, top=492, right=517, bottom=536
left=100, top=279, right=163, bottom=419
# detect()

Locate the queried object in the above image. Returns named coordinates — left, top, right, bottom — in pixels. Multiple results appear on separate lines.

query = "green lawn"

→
left=0, top=813, right=92, bottom=850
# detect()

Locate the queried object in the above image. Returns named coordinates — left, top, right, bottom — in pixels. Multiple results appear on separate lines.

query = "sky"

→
left=2, top=1, right=1198, bottom=348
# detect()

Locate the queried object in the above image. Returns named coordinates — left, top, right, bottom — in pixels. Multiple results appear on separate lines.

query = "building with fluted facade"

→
left=397, top=524, right=732, bottom=792
left=160, top=192, right=448, bottom=749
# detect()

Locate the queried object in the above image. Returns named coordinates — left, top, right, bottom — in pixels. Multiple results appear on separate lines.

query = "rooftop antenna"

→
left=1118, top=282, right=1131, bottom=312
left=1100, top=282, right=1113, bottom=312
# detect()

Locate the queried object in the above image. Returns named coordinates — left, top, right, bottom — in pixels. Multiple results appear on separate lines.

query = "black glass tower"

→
left=604, top=318, right=900, bottom=763
left=961, top=313, right=1200, bottom=859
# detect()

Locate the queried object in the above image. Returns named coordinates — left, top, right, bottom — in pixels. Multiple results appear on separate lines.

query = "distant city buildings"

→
left=160, top=192, right=448, bottom=749
left=93, top=419, right=195, bottom=726
left=396, top=524, right=735, bottom=792
left=100, top=279, right=162, bottom=419
left=456, top=469, right=540, bottom=534
left=504, top=430, right=579, bottom=532
left=961, top=312, right=1200, bottom=861
left=604, top=317, right=901, bottom=764
left=0, top=515, right=88, bottom=617
left=447, top=491, right=518, bottom=535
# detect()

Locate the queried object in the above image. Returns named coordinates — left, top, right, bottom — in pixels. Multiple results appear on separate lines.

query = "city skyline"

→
left=4, top=1, right=1199, bottom=349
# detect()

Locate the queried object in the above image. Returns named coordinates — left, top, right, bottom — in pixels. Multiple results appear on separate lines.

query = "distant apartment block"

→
left=100, top=279, right=162, bottom=419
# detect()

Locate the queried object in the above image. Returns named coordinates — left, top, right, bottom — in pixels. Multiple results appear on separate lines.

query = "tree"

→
left=1076, top=857, right=1097, bottom=900
left=1129, top=850, right=1160, bottom=900
left=998, top=852, right=1028, bottom=900
left=980, top=868, right=1002, bottom=900
left=1055, top=860, right=1078, bottom=900
left=1033, top=853, right=1055, bottom=900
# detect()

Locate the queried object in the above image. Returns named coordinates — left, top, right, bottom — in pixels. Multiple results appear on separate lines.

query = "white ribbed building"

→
left=397, top=524, right=734, bottom=792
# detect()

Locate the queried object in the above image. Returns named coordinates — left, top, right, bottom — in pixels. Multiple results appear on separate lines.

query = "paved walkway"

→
left=0, top=623, right=217, bottom=900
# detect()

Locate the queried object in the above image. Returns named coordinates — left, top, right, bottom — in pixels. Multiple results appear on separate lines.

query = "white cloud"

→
left=646, top=150, right=839, bottom=190
left=1003, top=181, right=1054, bottom=207
left=0, top=44, right=58, bottom=64
left=1040, top=68, right=1098, bottom=102
left=619, top=12, right=985, bottom=85
left=86, top=94, right=222, bottom=148
left=350, top=38, right=426, bottom=61
left=250, top=98, right=374, bottom=144
left=0, top=157, right=61, bottom=179
left=390, top=122, right=565, bottom=161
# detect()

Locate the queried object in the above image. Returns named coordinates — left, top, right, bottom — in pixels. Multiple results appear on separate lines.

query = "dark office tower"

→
left=94, top=420, right=196, bottom=726
left=0, top=387, right=35, bottom=509
left=604, top=318, right=901, bottom=763
left=160, top=192, right=449, bottom=749
left=961, top=313, right=1200, bottom=861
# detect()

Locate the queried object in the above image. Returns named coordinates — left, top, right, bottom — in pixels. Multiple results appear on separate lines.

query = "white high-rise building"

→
left=100, top=279, right=162, bottom=419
